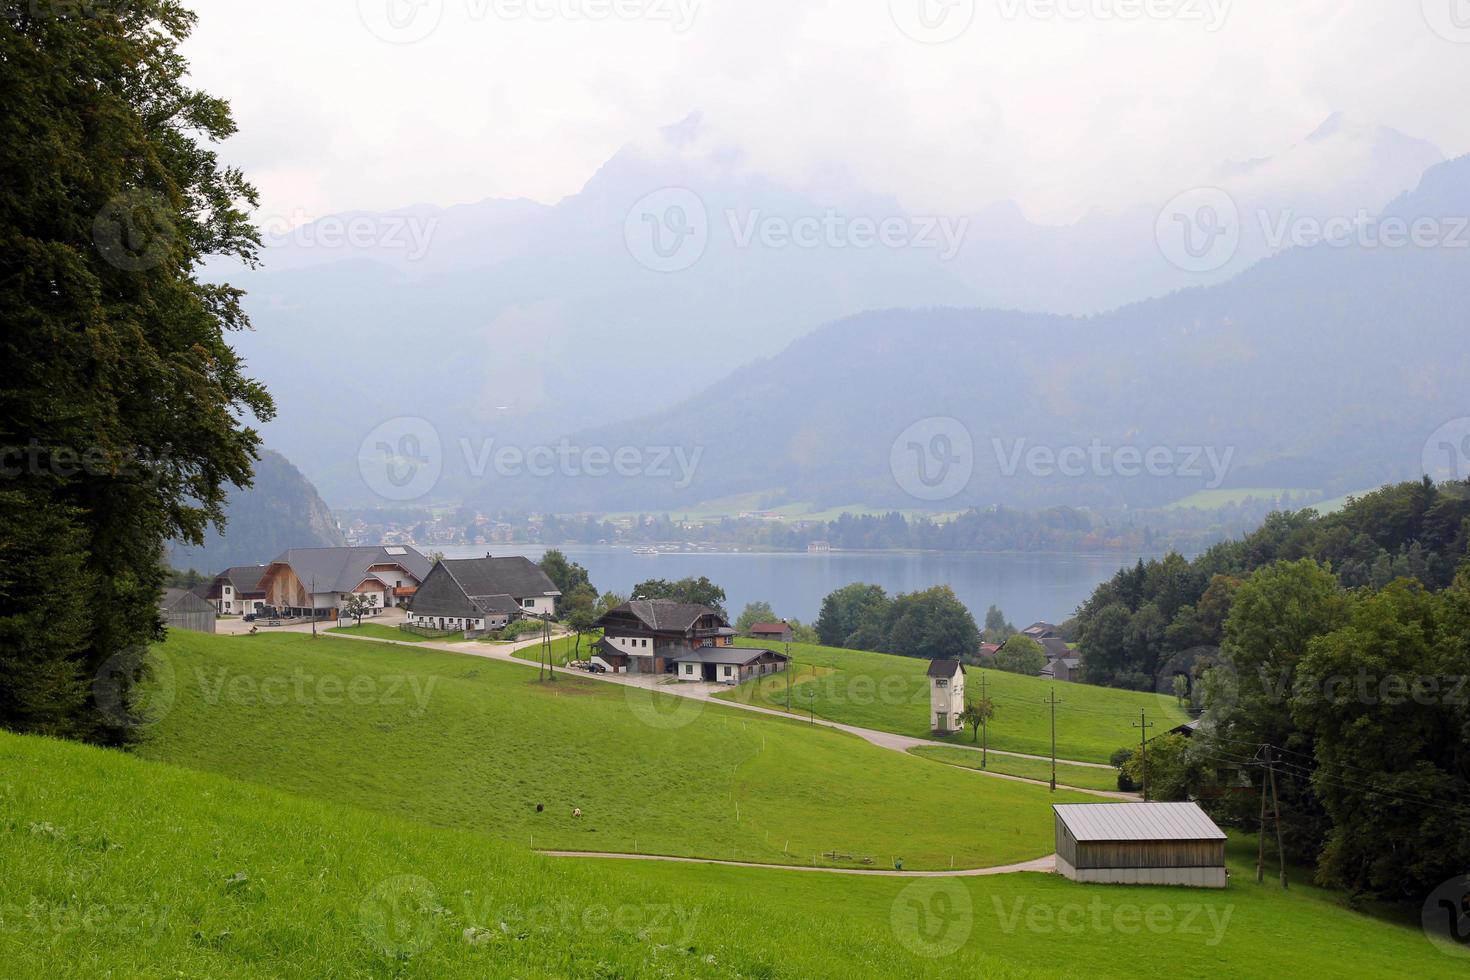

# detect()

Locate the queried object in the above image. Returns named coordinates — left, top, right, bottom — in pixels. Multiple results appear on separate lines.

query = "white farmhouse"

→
left=927, top=659, right=966, bottom=734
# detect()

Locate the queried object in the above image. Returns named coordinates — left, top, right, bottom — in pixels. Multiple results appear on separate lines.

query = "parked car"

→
left=584, top=662, right=606, bottom=674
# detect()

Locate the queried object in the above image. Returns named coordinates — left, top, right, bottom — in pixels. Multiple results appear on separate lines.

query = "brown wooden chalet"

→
left=592, top=599, right=788, bottom=683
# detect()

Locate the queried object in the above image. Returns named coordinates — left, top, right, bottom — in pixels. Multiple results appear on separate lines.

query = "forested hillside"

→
left=1073, top=478, right=1470, bottom=690
left=168, top=450, right=344, bottom=572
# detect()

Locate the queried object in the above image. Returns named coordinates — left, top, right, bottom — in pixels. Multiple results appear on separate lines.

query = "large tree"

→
left=734, top=601, right=778, bottom=634
left=0, top=4, right=270, bottom=743
left=1201, top=559, right=1348, bottom=860
left=815, top=582, right=889, bottom=647
left=630, top=577, right=727, bottom=618
left=538, top=549, right=592, bottom=597
left=994, top=635, right=1046, bottom=676
left=1290, top=580, right=1470, bottom=899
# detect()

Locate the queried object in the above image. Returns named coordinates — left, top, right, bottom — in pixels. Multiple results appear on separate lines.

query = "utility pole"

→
left=1266, top=745, right=1288, bottom=889
left=1132, top=709, right=1155, bottom=801
left=785, top=640, right=792, bottom=713
left=1255, top=746, right=1269, bottom=884
left=980, top=671, right=988, bottom=770
left=310, top=576, right=318, bottom=639
left=1046, top=688, right=1063, bottom=791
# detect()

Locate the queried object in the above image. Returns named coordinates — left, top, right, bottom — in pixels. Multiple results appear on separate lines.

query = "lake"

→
left=436, top=545, right=1159, bottom=627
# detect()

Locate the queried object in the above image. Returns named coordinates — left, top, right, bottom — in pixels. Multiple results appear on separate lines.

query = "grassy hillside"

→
left=910, top=746, right=1122, bottom=792
left=716, top=640, right=1190, bottom=763
left=133, top=631, right=1096, bottom=870
left=3, top=732, right=1453, bottom=978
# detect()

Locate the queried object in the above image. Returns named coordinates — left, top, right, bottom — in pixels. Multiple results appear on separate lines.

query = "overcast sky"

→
left=183, top=1, right=1470, bottom=227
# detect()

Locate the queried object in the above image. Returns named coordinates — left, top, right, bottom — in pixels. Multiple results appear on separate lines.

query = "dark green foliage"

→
left=1290, top=581, right=1470, bottom=899
left=816, top=583, right=889, bottom=647
left=814, top=583, right=979, bottom=662
left=994, top=635, right=1046, bottom=676
left=630, top=577, right=728, bottom=618
left=1121, top=733, right=1197, bottom=801
left=1075, top=479, right=1470, bottom=688
left=539, top=549, right=594, bottom=611
left=0, top=4, right=270, bottom=742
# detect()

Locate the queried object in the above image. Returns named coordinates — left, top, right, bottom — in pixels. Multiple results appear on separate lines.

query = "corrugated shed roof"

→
left=1052, top=802, right=1227, bottom=842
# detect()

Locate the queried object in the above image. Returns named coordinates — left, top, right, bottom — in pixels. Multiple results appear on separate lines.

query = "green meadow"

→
left=2, top=732, right=1454, bottom=978
left=132, top=631, right=1096, bottom=871
left=910, top=746, right=1123, bottom=792
left=717, top=640, right=1189, bottom=763
left=508, top=630, right=601, bottom=665
left=328, top=622, right=437, bottom=642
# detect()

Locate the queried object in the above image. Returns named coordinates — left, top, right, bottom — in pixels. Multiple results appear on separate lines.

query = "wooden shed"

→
left=1053, top=802, right=1227, bottom=888
left=159, top=588, right=217, bottom=634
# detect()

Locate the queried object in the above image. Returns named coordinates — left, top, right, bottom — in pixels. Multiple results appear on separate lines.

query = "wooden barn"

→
left=1053, top=802, right=1228, bottom=888
left=159, top=588, right=217, bottom=634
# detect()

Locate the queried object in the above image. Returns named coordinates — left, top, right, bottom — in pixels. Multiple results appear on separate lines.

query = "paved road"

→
left=535, top=850, right=1058, bottom=878
left=322, top=630, right=1134, bottom=798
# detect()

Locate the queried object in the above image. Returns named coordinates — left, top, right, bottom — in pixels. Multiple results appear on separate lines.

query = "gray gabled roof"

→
left=602, top=599, right=724, bottom=633
left=270, top=546, right=431, bottom=594
left=160, top=588, right=215, bottom=612
left=1052, top=802, right=1227, bottom=842
left=440, top=557, right=560, bottom=602
left=926, top=659, right=964, bottom=679
left=672, top=647, right=789, bottom=667
left=219, top=565, right=269, bottom=594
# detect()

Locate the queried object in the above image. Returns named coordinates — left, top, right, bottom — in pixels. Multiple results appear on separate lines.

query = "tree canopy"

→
left=1, top=3, right=271, bottom=742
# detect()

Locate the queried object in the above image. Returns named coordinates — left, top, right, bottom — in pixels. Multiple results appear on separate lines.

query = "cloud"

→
left=183, top=0, right=1470, bottom=226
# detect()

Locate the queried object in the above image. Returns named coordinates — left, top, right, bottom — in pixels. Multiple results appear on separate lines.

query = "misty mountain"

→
left=505, top=154, right=1470, bottom=515
left=168, top=450, right=345, bottom=573
left=220, top=114, right=1442, bottom=506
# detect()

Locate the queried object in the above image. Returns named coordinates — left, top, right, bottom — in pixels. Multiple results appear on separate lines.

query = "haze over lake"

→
left=437, top=545, right=1169, bottom=627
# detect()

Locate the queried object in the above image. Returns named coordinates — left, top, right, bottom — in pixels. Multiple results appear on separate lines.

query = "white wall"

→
left=607, top=634, right=653, bottom=655
left=521, top=596, right=556, bottom=617
left=930, top=672, right=965, bottom=731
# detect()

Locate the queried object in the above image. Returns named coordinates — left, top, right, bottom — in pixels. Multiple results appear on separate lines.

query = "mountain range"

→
left=217, top=114, right=1459, bottom=512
